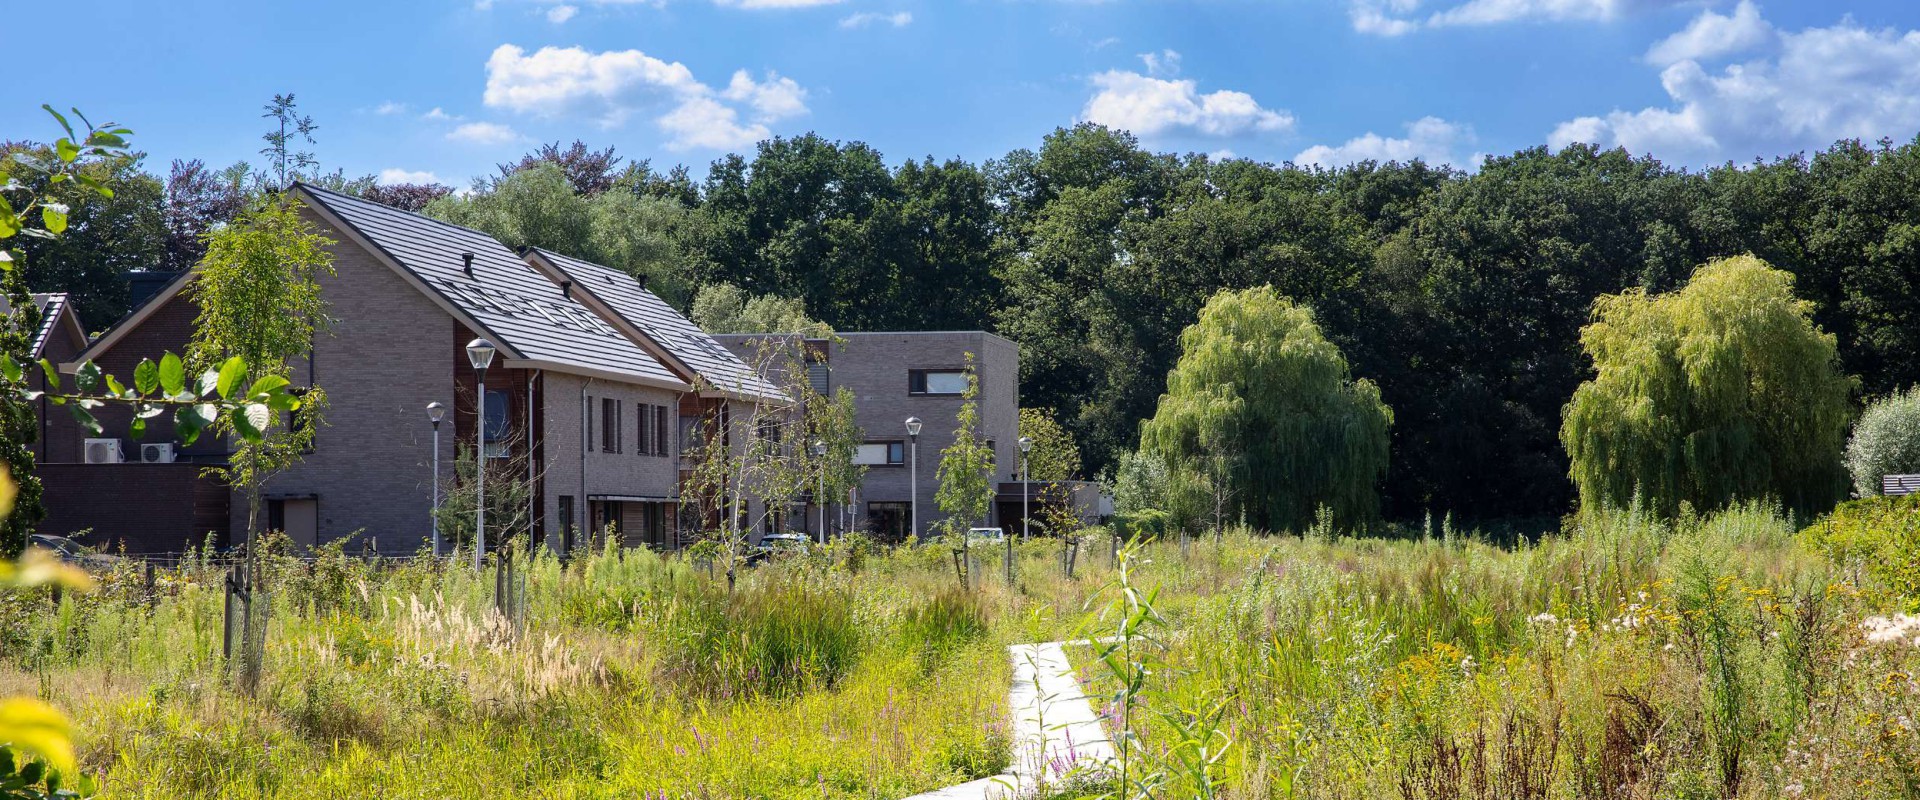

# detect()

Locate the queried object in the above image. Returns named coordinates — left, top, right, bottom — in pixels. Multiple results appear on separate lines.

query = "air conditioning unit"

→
left=140, top=443, right=176, bottom=464
left=83, top=438, right=123, bottom=464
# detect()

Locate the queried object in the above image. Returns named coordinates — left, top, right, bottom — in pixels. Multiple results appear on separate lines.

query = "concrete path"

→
left=903, top=640, right=1117, bottom=800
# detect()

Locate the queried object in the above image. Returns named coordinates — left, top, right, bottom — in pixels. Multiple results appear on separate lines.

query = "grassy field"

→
left=5, top=502, right=1918, bottom=799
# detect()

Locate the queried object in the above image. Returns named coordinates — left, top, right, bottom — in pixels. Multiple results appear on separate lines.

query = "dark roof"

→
left=293, top=184, right=685, bottom=387
left=527, top=248, right=784, bottom=401
left=28, top=294, right=69, bottom=358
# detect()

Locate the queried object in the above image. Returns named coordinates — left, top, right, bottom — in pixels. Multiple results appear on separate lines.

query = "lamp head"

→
left=427, top=401, right=446, bottom=424
left=1018, top=436, right=1033, bottom=454
left=465, top=338, right=497, bottom=371
left=810, top=439, right=827, bottom=457
left=905, top=416, right=922, bottom=437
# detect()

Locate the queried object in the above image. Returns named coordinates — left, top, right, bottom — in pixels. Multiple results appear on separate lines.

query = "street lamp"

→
left=428, top=402, right=446, bottom=557
left=1018, top=436, right=1034, bottom=541
left=905, top=416, right=922, bottom=539
left=810, top=439, right=827, bottom=544
left=466, top=338, right=497, bottom=570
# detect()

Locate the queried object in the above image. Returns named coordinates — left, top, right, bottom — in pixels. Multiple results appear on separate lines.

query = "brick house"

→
left=43, top=184, right=782, bottom=555
left=714, top=331, right=1021, bottom=540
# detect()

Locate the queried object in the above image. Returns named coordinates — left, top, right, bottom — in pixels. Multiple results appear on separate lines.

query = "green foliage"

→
left=1844, top=386, right=1920, bottom=497
left=933, top=353, right=995, bottom=541
left=1141, top=286, right=1392, bottom=532
left=1562, top=255, right=1856, bottom=517
left=688, top=281, right=828, bottom=337
left=899, top=588, right=990, bottom=671
left=653, top=574, right=863, bottom=699
left=1111, top=508, right=1172, bottom=542
left=1016, top=407, right=1080, bottom=481
left=1803, top=493, right=1920, bottom=605
left=1106, top=449, right=1170, bottom=515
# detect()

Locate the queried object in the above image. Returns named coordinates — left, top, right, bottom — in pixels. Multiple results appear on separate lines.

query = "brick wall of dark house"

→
left=38, top=463, right=229, bottom=552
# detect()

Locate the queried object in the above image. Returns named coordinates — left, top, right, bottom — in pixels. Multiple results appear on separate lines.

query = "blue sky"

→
left=8, top=1, right=1920, bottom=186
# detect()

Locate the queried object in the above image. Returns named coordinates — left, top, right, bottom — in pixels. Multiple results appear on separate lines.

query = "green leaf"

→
left=232, top=403, right=268, bottom=441
left=196, top=368, right=220, bottom=398
left=0, top=213, right=18, bottom=240
left=41, top=105, right=74, bottom=141
left=245, top=375, right=290, bottom=400
left=0, top=354, right=21, bottom=384
left=41, top=204, right=67, bottom=235
left=215, top=357, right=245, bottom=400
left=54, top=138, right=79, bottom=164
left=158, top=353, right=184, bottom=395
left=133, top=360, right=158, bottom=395
left=38, top=359, right=59, bottom=392
left=74, top=361, right=99, bottom=393
left=131, top=416, right=145, bottom=439
left=174, top=404, right=208, bottom=445
left=66, top=404, right=100, bottom=436
left=104, top=374, right=126, bottom=398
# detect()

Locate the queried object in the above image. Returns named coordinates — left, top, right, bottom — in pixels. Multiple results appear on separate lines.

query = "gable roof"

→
left=522, top=247, right=786, bottom=402
left=2, top=293, right=86, bottom=360
left=291, top=184, right=688, bottom=389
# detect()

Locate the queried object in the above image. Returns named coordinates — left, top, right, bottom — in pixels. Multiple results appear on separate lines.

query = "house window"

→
left=586, top=395, right=594, bottom=452
left=558, top=496, right=576, bottom=553
left=908, top=369, right=969, bottom=396
left=600, top=398, right=621, bottom=453
left=854, top=441, right=905, bottom=466
left=867, top=501, right=910, bottom=540
left=654, top=405, right=670, bottom=456
left=637, top=403, right=652, bottom=455
left=483, top=389, right=510, bottom=458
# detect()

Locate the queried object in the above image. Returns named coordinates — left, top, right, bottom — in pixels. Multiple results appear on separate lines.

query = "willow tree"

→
left=1561, top=255, right=1854, bottom=517
left=1141, top=286, right=1392, bottom=533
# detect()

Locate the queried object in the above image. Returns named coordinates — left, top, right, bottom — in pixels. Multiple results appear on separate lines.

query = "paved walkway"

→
left=904, top=640, right=1117, bottom=800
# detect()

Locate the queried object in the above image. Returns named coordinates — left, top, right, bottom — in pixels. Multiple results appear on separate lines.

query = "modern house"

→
left=714, top=331, right=1021, bottom=540
left=37, top=184, right=782, bottom=555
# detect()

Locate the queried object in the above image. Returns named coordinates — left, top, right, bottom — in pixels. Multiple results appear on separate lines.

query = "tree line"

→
left=12, top=109, right=1920, bottom=523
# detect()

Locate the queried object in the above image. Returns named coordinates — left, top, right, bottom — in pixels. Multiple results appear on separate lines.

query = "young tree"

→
left=258, top=93, right=318, bottom=188
left=1141, top=286, right=1392, bottom=533
left=1846, top=386, right=1920, bottom=497
left=806, top=384, right=865, bottom=537
left=189, top=197, right=334, bottom=557
left=1562, top=255, right=1855, bottom=516
left=934, top=352, right=995, bottom=584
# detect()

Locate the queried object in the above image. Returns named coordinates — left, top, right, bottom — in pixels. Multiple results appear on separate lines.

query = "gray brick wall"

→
left=244, top=207, right=455, bottom=553
left=716, top=331, right=1020, bottom=539
left=541, top=372, right=684, bottom=549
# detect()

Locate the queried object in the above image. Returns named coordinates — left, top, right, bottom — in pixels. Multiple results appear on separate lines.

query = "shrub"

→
left=1845, top=386, right=1920, bottom=497
left=1802, top=493, right=1920, bottom=604
left=1112, top=509, right=1172, bottom=542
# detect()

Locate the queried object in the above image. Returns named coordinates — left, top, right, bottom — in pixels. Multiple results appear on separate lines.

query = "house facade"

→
left=39, top=184, right=782, bottom=555
left=714, top=331, right=1021, bottom=541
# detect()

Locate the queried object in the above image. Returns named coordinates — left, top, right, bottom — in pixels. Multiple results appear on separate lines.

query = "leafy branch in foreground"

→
left=1, top=351, right=301, bottom=446
left=0, top=105, right=132, bottom=250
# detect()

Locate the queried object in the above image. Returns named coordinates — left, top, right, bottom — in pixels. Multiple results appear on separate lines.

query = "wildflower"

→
left=1529, top=612, right=1558, bottom=625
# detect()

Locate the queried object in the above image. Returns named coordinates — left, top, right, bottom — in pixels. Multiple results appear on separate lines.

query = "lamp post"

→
left=811, top=439, right=827, bottom=544
left=466, top=338, right=497, bottom=570
left=428, top=402, right=446, bottom=557
left=905, top=416, right=922, bottom=539
left=1018, top=436, right=1034, bottom=540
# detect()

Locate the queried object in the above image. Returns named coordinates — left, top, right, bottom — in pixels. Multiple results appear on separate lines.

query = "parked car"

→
left=965, top=527, right=1008, bottom=547
left=27, top=533, right=119, bottom=570
left=747, top=532, right=812, bottom=565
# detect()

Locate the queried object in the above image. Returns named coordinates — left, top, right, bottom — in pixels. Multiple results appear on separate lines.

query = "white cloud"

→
left=547, top=4, right=578, bottom=23
left=722, top=70, right=809, bottom=120
left=1295, top=116, right=1475, bottom=168
left=481, top=44, right=810, bottom=149
left=1349, top=0, right=1687, bottom=36
left=423, top=107, right=457, bottom=121
left=447, top=121, right=522, bottom=145
left=1551, top=9, right=1920, bottom=165
left=373, top=101, right=409, bottom=115
left=839, top=11, right=911, bottom=28
left=378, top=168, right=443, bottom=185
left=1138, top=49, right=1181, bottom=77
left=1080, top=70, right=1293, bottom=138
left=1644, top=0, right=1771, bottom=65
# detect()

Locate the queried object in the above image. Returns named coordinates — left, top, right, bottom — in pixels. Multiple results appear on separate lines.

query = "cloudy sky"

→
left=7, top=1, right=1920, bottom=185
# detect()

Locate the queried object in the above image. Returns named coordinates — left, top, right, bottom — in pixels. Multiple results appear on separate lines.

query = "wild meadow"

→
left=2, top=498, right=1917, bottom=799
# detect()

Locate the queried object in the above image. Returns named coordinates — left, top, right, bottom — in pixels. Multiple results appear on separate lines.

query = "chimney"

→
left=635, top=273, right=648, bottom=290
left=126, top=271, right=174, bottom=312
left=560, top=280, right=573, bottom=300
left=462, top=252, right=475, bottom=277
